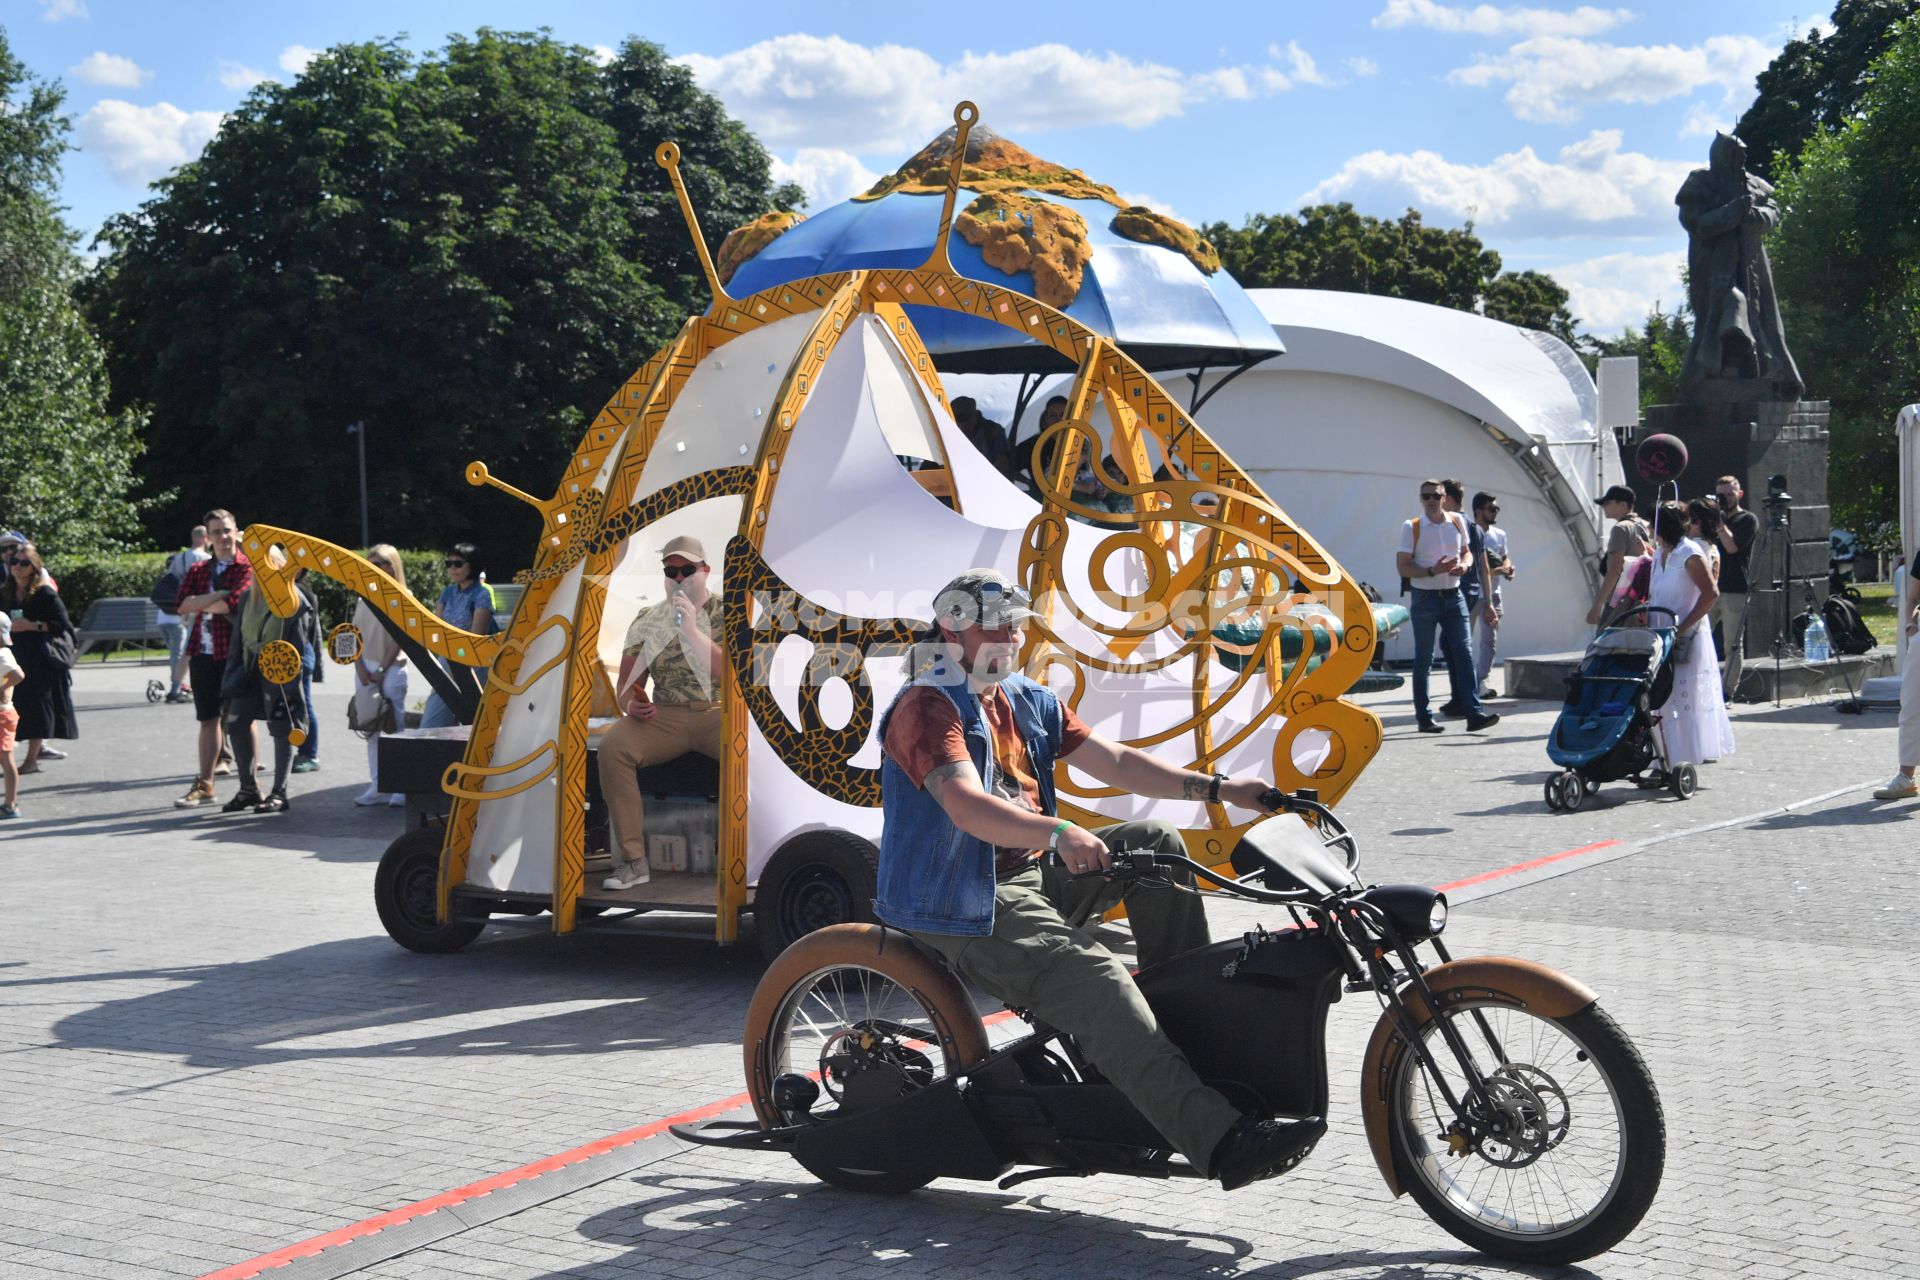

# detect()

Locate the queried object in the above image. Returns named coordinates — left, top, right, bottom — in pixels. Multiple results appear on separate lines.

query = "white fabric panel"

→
left=747, top=721, right=883, bottom=882
left=466, top=560, right=584, bottom=892
left=637, top=313, right=815, bottom=496
left=861, top=321, right=945, bottom=460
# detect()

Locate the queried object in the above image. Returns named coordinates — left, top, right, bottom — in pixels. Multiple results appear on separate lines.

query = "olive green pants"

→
left=907, top=817, right=1242, bottom=1171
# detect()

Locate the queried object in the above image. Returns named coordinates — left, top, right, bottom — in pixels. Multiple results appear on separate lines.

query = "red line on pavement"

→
left=202, top=840, right=1622, bottom=1278
left=1435, top=839, right=1624, bottom=893
left=199, top=1091, right=750, bottom=1280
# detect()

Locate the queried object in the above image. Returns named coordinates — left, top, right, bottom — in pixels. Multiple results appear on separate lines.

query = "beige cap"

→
left=659, top=534, right=707, bottom=563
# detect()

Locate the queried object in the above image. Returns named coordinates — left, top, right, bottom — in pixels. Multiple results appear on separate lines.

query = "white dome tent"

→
left=952, top=289, right=1627, bottom=664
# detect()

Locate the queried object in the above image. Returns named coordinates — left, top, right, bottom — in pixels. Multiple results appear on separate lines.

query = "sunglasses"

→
left=7, top=557, right=31, bottom=566
left=1419, top=492, right=1443, bottom=501
left=663, top=564, right=699, bottom=580
left=444, top=558, right=467, bottom=568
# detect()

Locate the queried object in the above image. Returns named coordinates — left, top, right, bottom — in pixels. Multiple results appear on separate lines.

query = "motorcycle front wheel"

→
left=742, top=924, right=990, bottom=1193
left=1388, top=999, right=1664, bottom=1265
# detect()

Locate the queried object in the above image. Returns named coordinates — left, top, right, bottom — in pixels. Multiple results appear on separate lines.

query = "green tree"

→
left=1481, top=270, right=1579, bottom=347
left=83, top=31, right=801, bottom=557
left=1770, top=18, right=1920, bottom=540
left=1588, top=304, right=1692, bottom=411
left=0, top=26, right=157, bottom=554
left=1205, top=203, right=1576, bottom=345
left=1734, top=0, right=1920, bottom=180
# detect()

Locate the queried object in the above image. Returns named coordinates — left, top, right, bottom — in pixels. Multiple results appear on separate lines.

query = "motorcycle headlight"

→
left=1361, top=885, right=1448, bottom=944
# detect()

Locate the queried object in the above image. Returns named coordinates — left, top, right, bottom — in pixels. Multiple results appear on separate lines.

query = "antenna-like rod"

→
left=924, top=100, right=978, bottom=273
left=656, top=141, right=732, bottom=308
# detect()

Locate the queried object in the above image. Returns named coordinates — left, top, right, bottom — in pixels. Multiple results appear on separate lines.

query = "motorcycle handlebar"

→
left=1050, top=848, right=1316, bottom=904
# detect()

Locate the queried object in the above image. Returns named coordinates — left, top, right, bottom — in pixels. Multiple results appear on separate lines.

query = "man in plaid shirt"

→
left=173, top=510, right=253, bottom=808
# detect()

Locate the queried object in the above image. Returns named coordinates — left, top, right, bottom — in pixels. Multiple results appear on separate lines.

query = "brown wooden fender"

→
left=1358, top=955, right=1598, bottom=1196
left=742, top=924, right=989, bottom=1127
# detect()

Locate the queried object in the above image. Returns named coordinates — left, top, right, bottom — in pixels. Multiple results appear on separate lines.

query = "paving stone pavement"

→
left=2, top=662, right=1914, bottom=1279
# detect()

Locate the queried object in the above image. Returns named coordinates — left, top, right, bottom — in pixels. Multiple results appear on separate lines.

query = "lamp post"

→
left=346, top=420, right=368, bottom=548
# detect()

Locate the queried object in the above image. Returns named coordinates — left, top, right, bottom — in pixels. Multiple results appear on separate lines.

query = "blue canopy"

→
left=725, top=190, right=1285, bottom=375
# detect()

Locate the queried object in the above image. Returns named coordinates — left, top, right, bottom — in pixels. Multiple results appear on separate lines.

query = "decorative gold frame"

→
left=244, top=102, right=1381, bottom=943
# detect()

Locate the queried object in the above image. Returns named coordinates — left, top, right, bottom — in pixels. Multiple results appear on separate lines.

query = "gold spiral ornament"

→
left=326, top=622, right=362, bottom=665
left=258, top=639, right=302, bottom=686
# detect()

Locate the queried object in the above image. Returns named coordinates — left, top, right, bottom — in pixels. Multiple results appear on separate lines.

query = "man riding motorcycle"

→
left=875, top=568, right=1325, bottom=1190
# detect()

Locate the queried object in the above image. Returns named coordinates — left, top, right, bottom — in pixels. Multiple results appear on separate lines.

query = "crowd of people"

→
left=9, top=452, right=1918, bottom=827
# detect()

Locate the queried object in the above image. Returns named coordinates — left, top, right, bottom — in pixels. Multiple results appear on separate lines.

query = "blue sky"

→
left=9, top=0, right=1830, bottom=335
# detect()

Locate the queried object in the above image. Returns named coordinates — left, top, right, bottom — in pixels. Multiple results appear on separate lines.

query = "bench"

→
left=74, top=597, right=164, bottom=662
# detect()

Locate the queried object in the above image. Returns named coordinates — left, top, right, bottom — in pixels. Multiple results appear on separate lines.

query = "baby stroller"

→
left=1543, top=605, right=1696, bottom=811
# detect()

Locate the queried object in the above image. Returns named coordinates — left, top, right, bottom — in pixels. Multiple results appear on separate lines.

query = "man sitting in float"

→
left=599, top=536, right=723, bottom=890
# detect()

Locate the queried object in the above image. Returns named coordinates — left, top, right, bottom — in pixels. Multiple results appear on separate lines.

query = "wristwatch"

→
left=1206, top=772, right=1227, bottom=804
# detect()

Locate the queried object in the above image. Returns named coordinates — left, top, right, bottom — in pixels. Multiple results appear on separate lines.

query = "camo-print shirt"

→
left=621, top=594, right=722, bottom=705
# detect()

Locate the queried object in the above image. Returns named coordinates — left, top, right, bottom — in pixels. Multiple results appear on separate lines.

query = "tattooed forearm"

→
left=1182, top=773, right=1212, bottom=801
left=922, top=761, right=970, bottom=801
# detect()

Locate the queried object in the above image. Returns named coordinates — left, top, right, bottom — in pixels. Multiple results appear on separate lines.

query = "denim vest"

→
left=874, top=671, right=1064, bottom=937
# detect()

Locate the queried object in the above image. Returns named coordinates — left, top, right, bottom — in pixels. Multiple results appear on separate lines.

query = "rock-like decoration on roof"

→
left=954, top=192, right=1092, bottom=309
left=858, top=124, right=1119, bottom=203
left=1110, top=206, right=1220, bottom=275
left=715, top=210, right=805, bottom=286
left=859, top=122, right=1218, bottom=275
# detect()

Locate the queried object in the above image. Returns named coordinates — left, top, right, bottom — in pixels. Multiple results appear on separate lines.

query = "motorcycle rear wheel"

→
left=1387, top=999, right=1664, bottom=1265
left=742, top=924, right=990, bottom=1193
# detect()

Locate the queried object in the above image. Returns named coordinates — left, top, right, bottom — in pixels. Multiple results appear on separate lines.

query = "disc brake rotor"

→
left=1470, top=1074, right=1556, bottom=1168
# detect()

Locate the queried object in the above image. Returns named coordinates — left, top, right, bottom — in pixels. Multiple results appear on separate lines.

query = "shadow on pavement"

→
left=1748, top=798, right=1916, bottom=830
left=28, top=926, right=767, bottom=1076
left=563, top=1172, right=1595, bottom=1280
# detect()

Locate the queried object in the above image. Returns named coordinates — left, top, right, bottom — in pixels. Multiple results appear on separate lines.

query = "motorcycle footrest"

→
left=670, top=1118, right=800, bottom=1150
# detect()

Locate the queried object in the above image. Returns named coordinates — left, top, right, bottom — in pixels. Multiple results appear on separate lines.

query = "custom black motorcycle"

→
left=676, top=789, right=1665, bottom=1265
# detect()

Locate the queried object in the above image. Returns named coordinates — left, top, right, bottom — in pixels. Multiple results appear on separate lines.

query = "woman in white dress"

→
left=1648, top=502, right=1734, bottom=765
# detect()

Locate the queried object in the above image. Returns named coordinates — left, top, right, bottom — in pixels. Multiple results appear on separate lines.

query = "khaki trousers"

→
left=1711, top=590, right=1748, bottom=699
left=597, top=701, right=721, bottom=865
left=907, top=818, right=1242, bottom=1172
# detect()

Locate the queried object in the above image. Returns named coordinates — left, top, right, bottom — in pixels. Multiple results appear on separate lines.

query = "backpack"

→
left=1399, top=512, right=1469, bottom=594
left=148, top=551, right=186, bottom=612
left=1821, top=593, right=1876, bottom=655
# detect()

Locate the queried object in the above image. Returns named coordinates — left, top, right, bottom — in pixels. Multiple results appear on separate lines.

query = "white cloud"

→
left=76, top=99, right=223, bottom=186
left=678, top=35, right=1341, bottom=156
left=279, top=45, right=318, bottom=75
left=769, top=147, right=880, bottom=209
left=1537, top=250, right=1686, bottom=333
left=589, top=44, right=617, bottom=67
left=1347, top=56, right=1381, bottom=78
left=1300, top=130, right=1694, bottom=239
left=38, top=0, right=87, bottom=22
left=217, top=60, right=269, bottom=91
left=68, top=52, right=150, bottom=88
left=1447, top=34, right=1773, bottom=124
left=1680, top=101, right=1731, bottom=139
left=1373, top=0, right=1634, bottom=38
left=1270, top=40, right=1335, bottom=87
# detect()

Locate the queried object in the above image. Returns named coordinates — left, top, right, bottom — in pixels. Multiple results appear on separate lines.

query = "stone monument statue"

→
left=1675, top=132, right=1804, bottom=403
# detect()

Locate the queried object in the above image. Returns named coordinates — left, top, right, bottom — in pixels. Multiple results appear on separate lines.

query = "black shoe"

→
left=1212, top=1115, right=1325, bottom=1191
left=221, top=788, right=262, bottom=813
left=1438, top=701, right=1465, bottom=717
left=1479, top=686, right=1498, bottom=701
left=254, top=789, right=290, bottom=814
left=1466, top=712, right=1501, bottom=732
left=1417, top=719, right=1445, bottom=734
